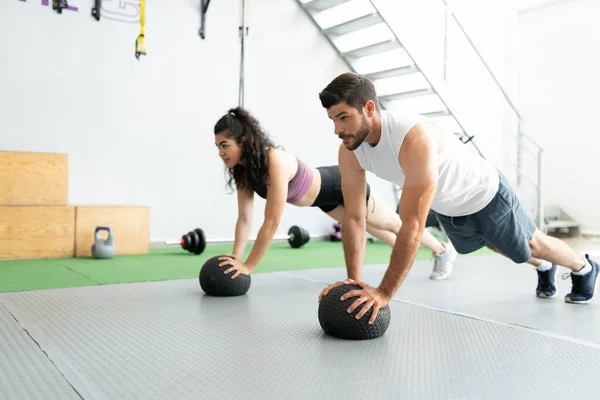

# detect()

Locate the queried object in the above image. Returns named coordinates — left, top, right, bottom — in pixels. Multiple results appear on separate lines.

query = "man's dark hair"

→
left=318, top=72, right=380, bottom=112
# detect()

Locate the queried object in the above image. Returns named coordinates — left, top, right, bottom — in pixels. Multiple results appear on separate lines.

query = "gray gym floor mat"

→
left=283, top=255, right=600, bottom=345
left=0, top=303, right=81, bottom=400
left=1, top=263, right=600, bottom=400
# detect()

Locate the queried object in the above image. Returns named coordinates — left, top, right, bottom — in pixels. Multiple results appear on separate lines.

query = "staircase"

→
left=544, top=205, right=581, bottom=237
left=296, top=0, right=558, bottom=232
left=296, top=0, right=479, bottom=152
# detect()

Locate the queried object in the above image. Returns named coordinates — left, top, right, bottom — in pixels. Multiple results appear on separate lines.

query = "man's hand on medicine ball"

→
left=342, top=286, right=389, bottom=325
left=218, top=256, right=252, bottom=279
left=317, top=278, right=369, bottom=303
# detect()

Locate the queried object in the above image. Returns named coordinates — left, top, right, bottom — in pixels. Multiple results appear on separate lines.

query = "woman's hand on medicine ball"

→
left=317, top=278, right=369, bottom=303
left=342, top=286, right=389, bottom=325
left=217, top=256, right=252, bottom=279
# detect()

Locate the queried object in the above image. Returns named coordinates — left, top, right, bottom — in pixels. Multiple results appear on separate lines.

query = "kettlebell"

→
left=91, top=226, right=116, bottom=259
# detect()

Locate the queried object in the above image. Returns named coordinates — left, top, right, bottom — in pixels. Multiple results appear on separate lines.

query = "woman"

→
left=213, top=107, right=456, bottom=280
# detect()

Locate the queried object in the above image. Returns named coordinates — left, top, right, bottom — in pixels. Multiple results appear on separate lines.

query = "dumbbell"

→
left=165, top=225, right=311, bottom=255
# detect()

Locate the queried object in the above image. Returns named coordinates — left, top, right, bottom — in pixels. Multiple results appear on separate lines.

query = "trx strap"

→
left=238, top=0, right=249, bottom=107
left=52, top=0, right=69, bottom=14
left=199, top=0, right=211, bottom=39
left=91, top=0, right=101, bottom=21
left=135, top=0, right=146, bottom=60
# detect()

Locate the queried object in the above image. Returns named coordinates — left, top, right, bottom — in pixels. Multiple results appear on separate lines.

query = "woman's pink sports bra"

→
left=253, top=157, right=313, bottom=203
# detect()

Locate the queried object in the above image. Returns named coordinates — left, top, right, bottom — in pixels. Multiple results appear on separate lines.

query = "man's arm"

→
left=338, top=143, right=368, bottom=281
left=378, top=122, right=441, bottom=300
left=232, top=186, right=254, bottom=260
left=243, top=151, right=288, bottom=270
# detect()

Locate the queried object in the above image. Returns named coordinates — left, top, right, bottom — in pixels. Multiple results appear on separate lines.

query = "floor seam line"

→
left=56, top=263, right=104, bottom=285
left=1, top=301, right=85, bottom=399
left=277, top=272, right=600, bottom=350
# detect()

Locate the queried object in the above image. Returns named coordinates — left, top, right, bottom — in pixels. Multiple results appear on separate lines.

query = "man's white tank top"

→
left=353, top=110, right=499, bottom=217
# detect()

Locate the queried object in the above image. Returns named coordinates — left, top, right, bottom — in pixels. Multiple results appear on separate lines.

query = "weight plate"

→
left=301, top=227, right=310, bottom=245
left=194, top=228, right=206, bottom=255
left=288, top=225, right=304, bottom=248
left=188, top=231, right=199, bottom=254
left=181, top=234, right=190, bottom=250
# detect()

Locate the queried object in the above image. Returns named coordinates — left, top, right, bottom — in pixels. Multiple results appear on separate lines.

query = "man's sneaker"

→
left=536, top=264, right=557, bottom=298
left=564, top=254, right=600, bottom=304
left=430, top=241, right=457, bottom=280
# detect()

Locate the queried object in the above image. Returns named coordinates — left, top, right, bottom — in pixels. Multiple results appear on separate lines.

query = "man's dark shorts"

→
left=435, top=170, right=537, bottom=264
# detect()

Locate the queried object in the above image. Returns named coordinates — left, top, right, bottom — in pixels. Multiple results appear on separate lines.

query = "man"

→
left=317, top=72, right=599, bottom=324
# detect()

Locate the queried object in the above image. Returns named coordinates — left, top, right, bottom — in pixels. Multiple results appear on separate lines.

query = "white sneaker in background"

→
left=430, top=241, right=457, bottom=280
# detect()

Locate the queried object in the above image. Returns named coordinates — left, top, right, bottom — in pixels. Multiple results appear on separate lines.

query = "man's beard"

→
left=341, top=116, right=370, bottom=151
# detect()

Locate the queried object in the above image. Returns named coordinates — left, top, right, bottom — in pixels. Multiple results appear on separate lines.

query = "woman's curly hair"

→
left=214, top=107, right=277, bottom=195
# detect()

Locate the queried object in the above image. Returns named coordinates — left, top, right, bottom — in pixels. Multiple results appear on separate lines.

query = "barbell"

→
left=165, top=225, right=311, bottom=255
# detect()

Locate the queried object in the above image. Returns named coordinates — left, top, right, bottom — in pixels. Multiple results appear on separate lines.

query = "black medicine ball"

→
left=199, top=255, right=251, bottom=296
left=318, top=284, right=391, bottom=340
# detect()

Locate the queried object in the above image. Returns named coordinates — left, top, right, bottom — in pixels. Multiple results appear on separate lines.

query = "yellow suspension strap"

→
left=135, top=0, right=146, bottom=60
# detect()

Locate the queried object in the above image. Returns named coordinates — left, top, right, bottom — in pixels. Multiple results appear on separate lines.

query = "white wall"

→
left=445, top=0, right=523, bottom=180
left=1, top=0, right=390, bottom=242
left=370, top=0, right=524, bottom=172
left=517, top=0, right=600, bottom=233
left=446, top=0, right=546, bottom=217
left=9, top=0, right=593, bottom=243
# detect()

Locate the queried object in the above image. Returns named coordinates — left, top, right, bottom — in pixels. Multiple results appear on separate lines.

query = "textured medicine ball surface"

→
left=318, top=284, right=391, bottom=340
left=199, top=256, right=251, bottom=296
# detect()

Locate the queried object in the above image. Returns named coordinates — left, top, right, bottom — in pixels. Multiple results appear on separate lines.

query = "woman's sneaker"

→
left=430, top=241, right=457, bottom=280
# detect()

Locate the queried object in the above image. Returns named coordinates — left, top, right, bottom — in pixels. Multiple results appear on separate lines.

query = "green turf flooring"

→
left=0, top=241, right=494, bottom=293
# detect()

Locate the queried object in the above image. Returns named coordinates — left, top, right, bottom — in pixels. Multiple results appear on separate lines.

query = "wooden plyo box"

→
left=0, top=206, right=75, bottom=260
left=0, top=151, right=68, bottom=205
left=74, top=206, right=150, bottom=257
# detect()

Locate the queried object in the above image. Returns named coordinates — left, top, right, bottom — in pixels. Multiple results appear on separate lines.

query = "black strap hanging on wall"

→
left=238, top=0, right=249, bottom=107
left=91, top=0, right=101, bottom=21
left=199, top=0, right=211, bottom=39
left=52, top=0, right=69, bottom=14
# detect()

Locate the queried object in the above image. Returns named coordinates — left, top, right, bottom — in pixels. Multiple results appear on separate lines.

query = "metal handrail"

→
left=519, top=128, right=543, bottom=149
left=440, top=0, right=522, bottom=120
left=374, top=0, right=545, bottom=227
left=438, top=0, right=545, bottom=228
left=439, top=0, right=542, bottom=152
left=367, top=0, right=486, bottom=159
